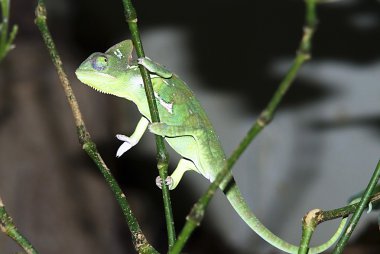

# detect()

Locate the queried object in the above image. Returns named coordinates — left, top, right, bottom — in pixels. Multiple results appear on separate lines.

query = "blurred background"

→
left=0, top=0, right=379, bottom=253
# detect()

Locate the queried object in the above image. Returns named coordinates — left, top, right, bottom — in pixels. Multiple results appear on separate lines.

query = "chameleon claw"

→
left=116, top=142, right=132, bottom=157
left=155, top=176, right=174, bottom=190
left=116, top=134, right=137, bottom=157
left=116, top=134, right=130, bottom=142
left=155, top=176, right=163, bottom=188
left=367, top=202, right=373, bottom=214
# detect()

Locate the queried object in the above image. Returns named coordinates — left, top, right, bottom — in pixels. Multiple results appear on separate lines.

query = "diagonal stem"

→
left=0, top=197, right=38, bottom=254
left=332, top=160, right=380, bottom=254
left=228, top=0, right=317, bottom=169
left=34, top=1, right=158, bottom=253
left=170, top=1, right=319, bottom=253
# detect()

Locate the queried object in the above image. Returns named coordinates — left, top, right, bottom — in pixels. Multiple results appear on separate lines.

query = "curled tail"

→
left=223, top=179, right=347, bottom=254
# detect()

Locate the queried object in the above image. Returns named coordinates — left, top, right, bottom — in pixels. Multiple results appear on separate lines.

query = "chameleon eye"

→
left=92, top=55, right=108, bottom=71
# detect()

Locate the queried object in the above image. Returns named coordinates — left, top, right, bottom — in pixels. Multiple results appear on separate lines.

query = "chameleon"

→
left=75, top=40, right=349, bottom=253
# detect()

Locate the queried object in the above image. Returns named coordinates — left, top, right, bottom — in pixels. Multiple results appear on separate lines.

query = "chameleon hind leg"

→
left=150, top=123, right=206, bottom=190
left=156, top=158, right=198, bottom=190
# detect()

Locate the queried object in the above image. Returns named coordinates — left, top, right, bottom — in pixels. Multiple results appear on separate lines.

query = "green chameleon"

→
left=75, top=40, right=348, bottom=253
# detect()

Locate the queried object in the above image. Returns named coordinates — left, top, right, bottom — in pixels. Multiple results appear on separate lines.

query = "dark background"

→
left=0, top=0, right=379, bottom=253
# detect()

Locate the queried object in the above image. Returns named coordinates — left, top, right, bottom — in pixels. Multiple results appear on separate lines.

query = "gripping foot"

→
left=156, top=176, right=174, bottom=190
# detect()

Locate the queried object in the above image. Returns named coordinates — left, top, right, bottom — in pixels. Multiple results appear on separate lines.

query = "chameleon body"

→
left=76, top=40, right=348, bottom=253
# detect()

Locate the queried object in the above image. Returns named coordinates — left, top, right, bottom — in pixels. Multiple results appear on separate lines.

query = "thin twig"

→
left=34, top=1, right=158, bottom=253
left=0, top=197, right=38, bottom=254
left=120, top=0, right=176, bottom=248
left=320, top=191, right=380, bottom=222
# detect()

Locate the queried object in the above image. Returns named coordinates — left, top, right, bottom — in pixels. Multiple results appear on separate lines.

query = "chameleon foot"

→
left=155, top=176, right=174, bottom=190
left=116, top=134, right=137, bottom=157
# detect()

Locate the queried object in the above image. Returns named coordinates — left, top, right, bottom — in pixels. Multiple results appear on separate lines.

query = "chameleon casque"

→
left=75, top=40, right=348, bottom=253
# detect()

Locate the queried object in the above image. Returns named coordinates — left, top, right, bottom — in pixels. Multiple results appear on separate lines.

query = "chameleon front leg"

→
left=156, top=158, right=198, bottom=190
left=116, top=117, right=149, bottom=157
left=138, top=57, right=173, bottom=79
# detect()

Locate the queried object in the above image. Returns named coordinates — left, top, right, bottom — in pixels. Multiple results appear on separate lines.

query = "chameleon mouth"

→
left=75, top=70, right=117, bottom=94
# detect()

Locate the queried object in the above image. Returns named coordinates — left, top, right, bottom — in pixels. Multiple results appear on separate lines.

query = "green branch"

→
left=321, top=189, right=380, bottom=222
left=34, top=1, right=158, bottom=253
left=332, top=161, right=380, bottom=254
left=170, top=1, right=319, bottom=253
left=0, top=197, right=38, bottom=254
left=120, top=0, right=176, bottom=248
left=0, top=0, right=18, bottom=62
left=298, top=180, right=380, bottom=253
left=229, top=0, right=317, bottom=169
left=298, top=209, right=320, bottom=254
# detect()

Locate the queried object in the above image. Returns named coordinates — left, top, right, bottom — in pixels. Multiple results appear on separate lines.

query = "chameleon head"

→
left=75, top=40, right=138, bottom=96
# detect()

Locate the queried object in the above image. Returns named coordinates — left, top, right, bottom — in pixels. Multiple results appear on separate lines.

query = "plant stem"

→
left=0, top=0, right=18, bottom=62
left=228, top=0, right=316, bottom=169
left=0, top=197, right=39, bottom=254
left=34, top=2, right=158, bottom=253
left=332, top=160, right=380, bottom=254
left=297, top=186, right=380, bottom=254
left=120, top=0, right=176, bottom=248
left=0, top=0, right=9, bottom=57
left=298, top=209, right=320, bottom=254
left=320, top=190, right=380, bottom=222
left=170, top=170, right=223, bottom=254
left=171, top=1, right=319, bottom=253
left=0, top=0, right=9, bottom=51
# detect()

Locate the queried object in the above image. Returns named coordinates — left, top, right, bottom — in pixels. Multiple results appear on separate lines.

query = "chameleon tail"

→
left=224, top=179, right=348, bottom=254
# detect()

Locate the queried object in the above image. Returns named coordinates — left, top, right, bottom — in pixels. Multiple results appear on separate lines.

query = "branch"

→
left=0, top=0, right=18, bottom=62
left=228, top=0, right=317, bottom=169
left=321, top=191, right=380, bottom=223
left=0, top=196, right=38, bottom=254
left=120, top=0, right=176, bottom=248
left=170, top=0, right=319, bottom=253
left=34, top=1, right=158, bottom=253
left=298, top=209, right=320, bottom=254
left=332, top=161, right=380, bottom=254
left=298, top=181, right=380, bottom=253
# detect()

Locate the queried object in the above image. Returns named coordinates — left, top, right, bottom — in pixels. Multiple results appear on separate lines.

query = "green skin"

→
left=76, top=40, right=348, bottom=253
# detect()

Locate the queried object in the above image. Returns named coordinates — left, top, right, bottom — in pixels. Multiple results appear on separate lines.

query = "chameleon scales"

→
left=75, top=40, right=348, bottom=253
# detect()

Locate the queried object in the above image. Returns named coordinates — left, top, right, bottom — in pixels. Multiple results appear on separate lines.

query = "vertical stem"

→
left=0, top=0, right=18, bottom=62
left=0, top=0, right=9, bottom=60
left=120, top=0, right=176, bottom=248
left=170, top=172, right=222, bottom=254
left=0, top=0, right=9, bottom=51
left=298, top=209, right=320, bottom=254
left=332, top=160, right=380, bottom=254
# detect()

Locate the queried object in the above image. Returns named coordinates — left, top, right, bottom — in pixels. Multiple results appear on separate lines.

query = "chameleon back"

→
left=151, top=75, right=227, bottom=182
